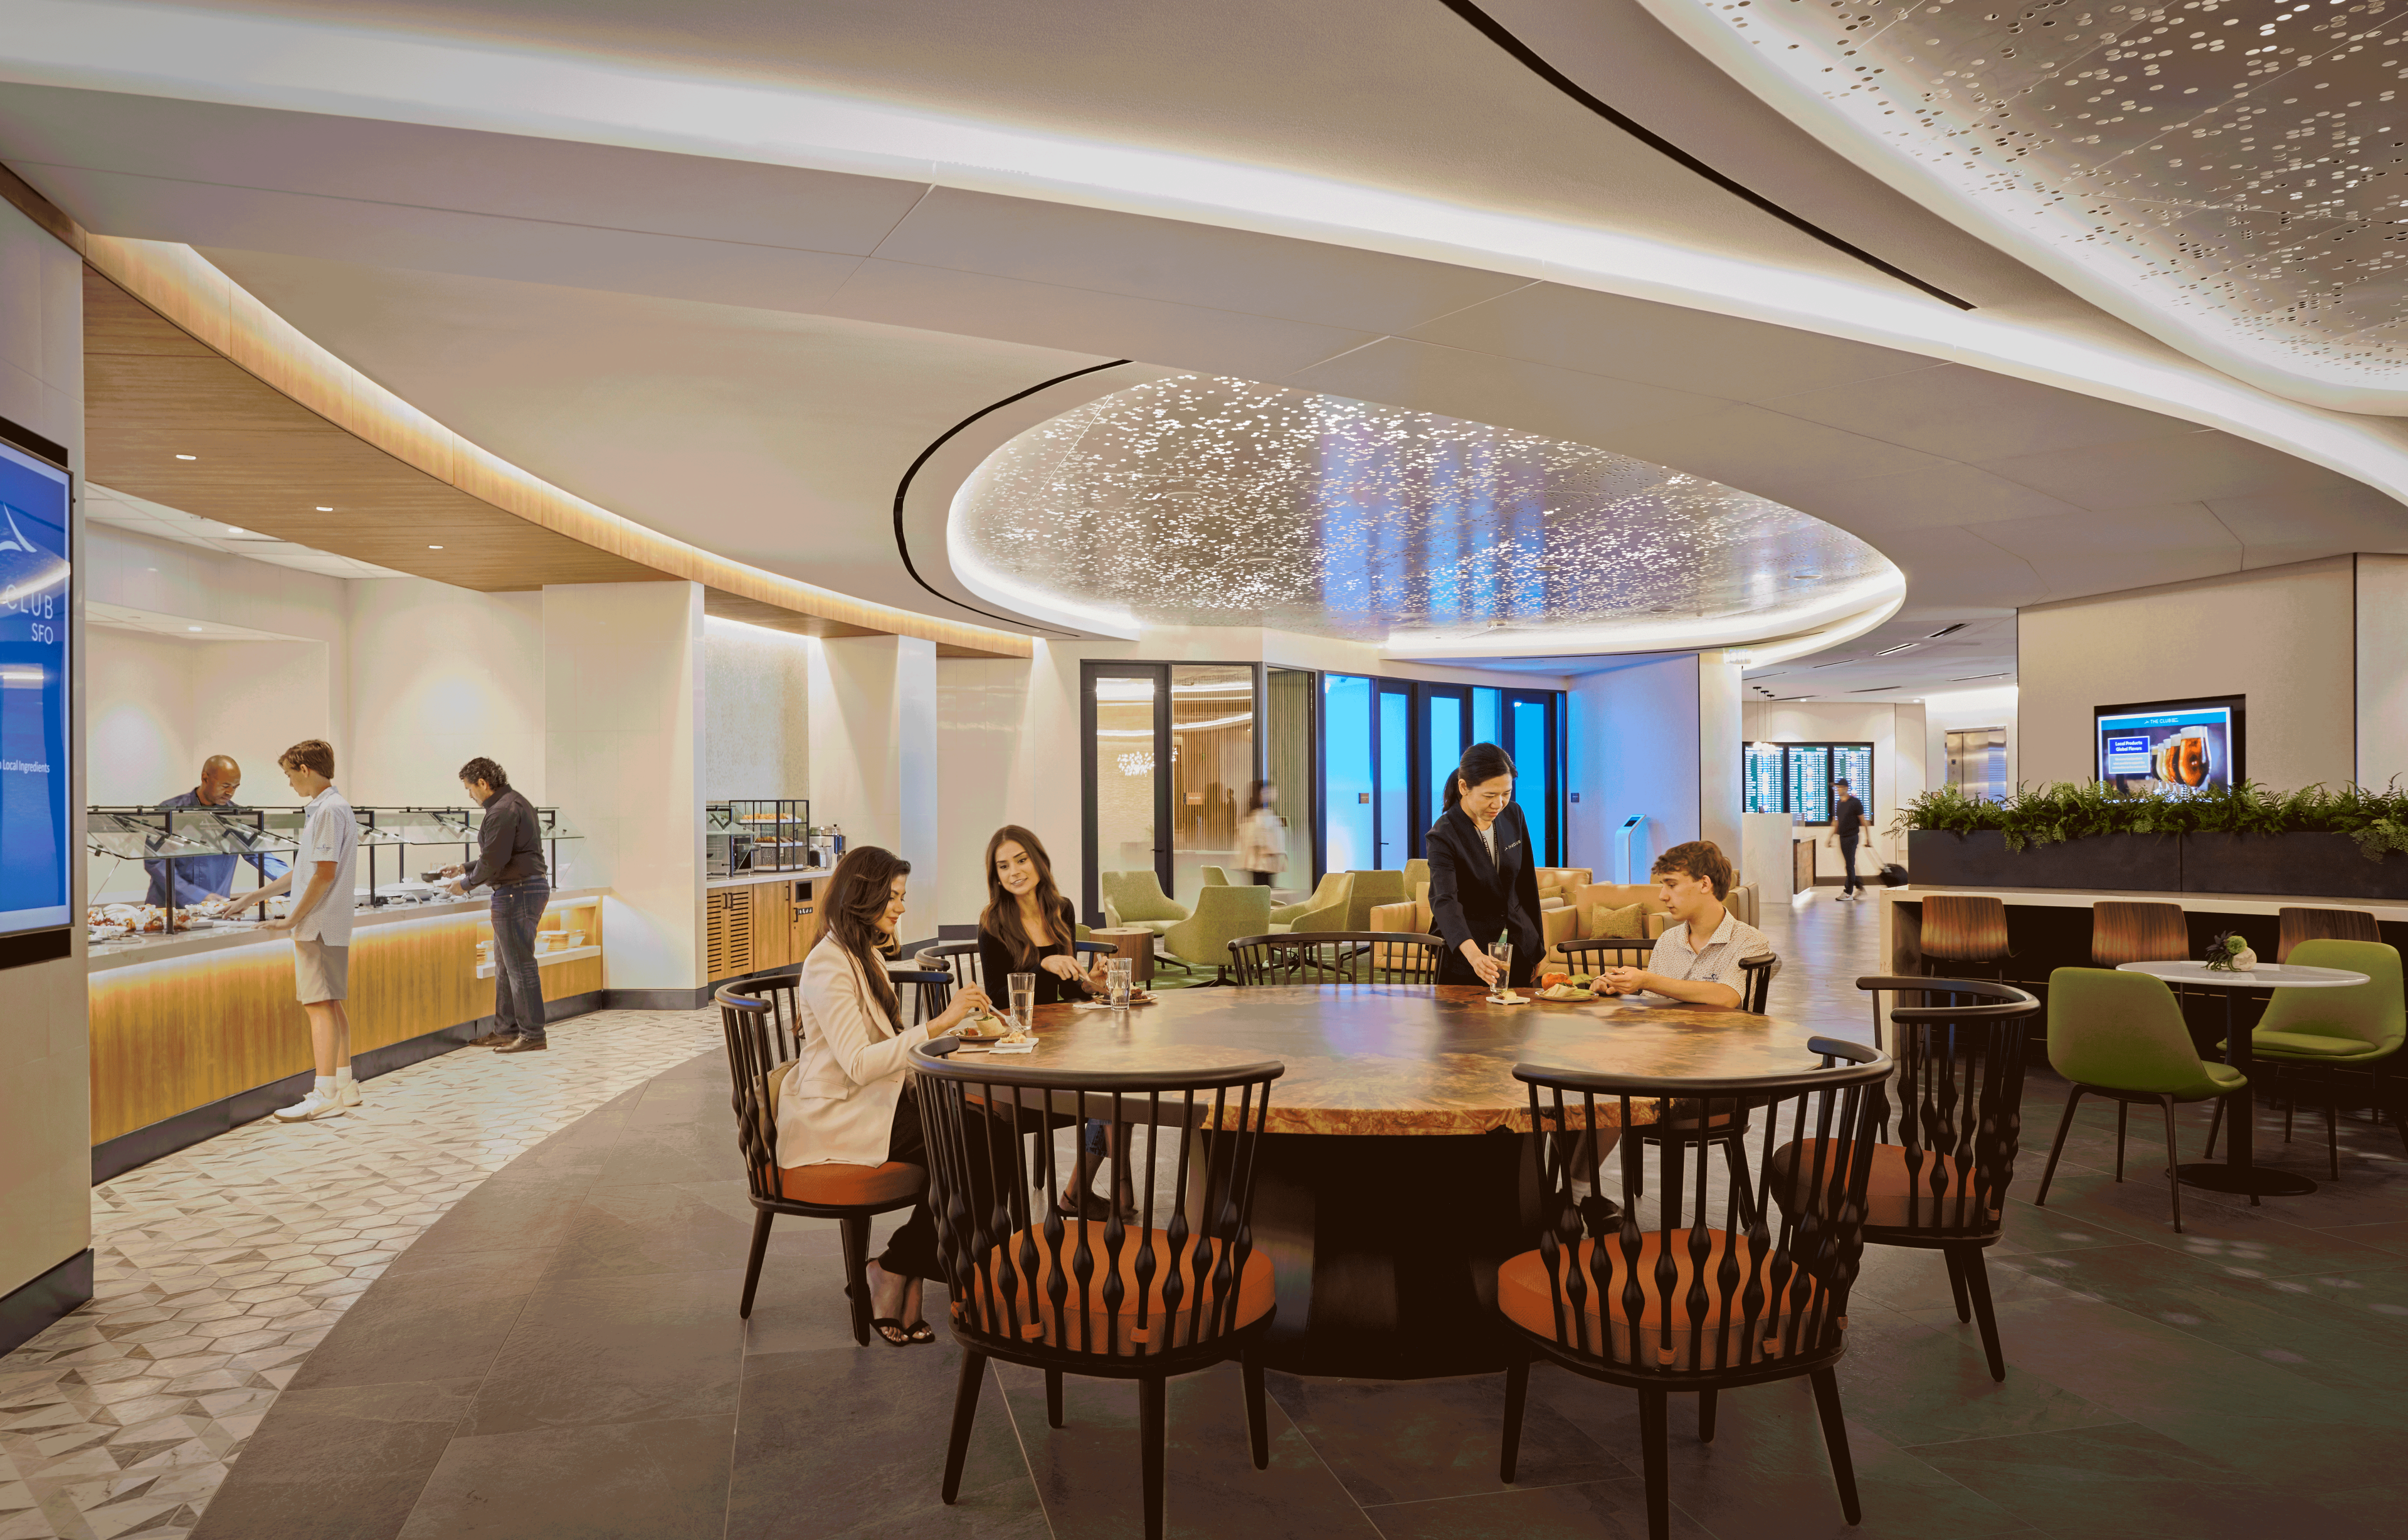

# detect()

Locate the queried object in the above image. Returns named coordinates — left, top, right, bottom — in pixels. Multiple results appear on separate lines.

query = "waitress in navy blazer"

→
left=1426, top=741, right=1546, bottom=989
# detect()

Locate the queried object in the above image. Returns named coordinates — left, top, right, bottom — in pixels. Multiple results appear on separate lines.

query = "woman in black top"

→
left=978, top=826, right=1104, bottom=1003
left=1426, top=742, right=1546, bottom=991
left=979, top=826, right=1117, bottom=1217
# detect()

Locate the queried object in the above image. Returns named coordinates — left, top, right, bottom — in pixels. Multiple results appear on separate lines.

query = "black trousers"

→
left=879, top=1084, right=943, bottom=1282
left=1838, top=835, right=1861, bottom=894
left=1247, top=870, right=1276, bottom=885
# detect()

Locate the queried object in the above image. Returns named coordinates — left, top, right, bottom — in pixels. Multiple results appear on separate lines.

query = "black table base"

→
left=2175, top=1161, right=2318, bottom=1197
left=2180, top=983, right=2319, bottom=1200
left=1249, top=1129, right=1535, bottom=1379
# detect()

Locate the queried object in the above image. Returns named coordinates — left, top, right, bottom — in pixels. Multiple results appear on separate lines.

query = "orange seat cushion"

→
left=774, top=1160, right=924, bottom=1206
left=961, top=1225, right=1275, bottom=1356
left=1496, top=1229, right=1832, bottom=1370
left=1770, top=1140, right=1996, bottom=1230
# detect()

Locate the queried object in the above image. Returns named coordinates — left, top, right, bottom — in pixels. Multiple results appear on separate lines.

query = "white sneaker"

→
left=273, top=1089, right=346, bottom=1122
left=337, top=1079, right=362, bottom=1107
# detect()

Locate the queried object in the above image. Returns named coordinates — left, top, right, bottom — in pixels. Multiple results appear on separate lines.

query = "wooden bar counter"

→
left=87, top=888, right=607, bottom=1178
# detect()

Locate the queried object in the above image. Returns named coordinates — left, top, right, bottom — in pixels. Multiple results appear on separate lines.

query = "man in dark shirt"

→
left=142, top=754, right=288, bottom=906
left=439, top=757, right=552, bottom=1052
left=1830, top=778, right=1867, bottom=900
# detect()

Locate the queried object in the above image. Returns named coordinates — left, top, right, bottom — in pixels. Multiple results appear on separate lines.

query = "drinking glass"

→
left=1106, top=957, right=1133, bottom=1010
left=1009, top=972, right=1037, bottom=1034
left=1489, top=941, right=1513, bottom=993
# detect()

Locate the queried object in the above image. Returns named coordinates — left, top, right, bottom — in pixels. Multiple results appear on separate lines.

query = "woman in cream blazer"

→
left=777, top=845, right=988, bottom=1344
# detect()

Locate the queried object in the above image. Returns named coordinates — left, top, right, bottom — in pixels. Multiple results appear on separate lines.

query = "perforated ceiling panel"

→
left=1659, top=0, right=2408, bottom=404
left=948, top=375, right=1899, bottom=650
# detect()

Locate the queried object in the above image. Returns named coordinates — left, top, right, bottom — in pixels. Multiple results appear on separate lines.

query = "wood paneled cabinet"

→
left=707, top=880, right=817, bottom=982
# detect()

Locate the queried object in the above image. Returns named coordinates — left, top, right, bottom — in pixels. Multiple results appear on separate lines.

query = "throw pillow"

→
left=1587, top=902, right=1646, bottom=940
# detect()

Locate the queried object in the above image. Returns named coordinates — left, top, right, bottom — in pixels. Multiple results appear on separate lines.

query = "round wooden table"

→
left=999, top=983, right=1839, bottom=1379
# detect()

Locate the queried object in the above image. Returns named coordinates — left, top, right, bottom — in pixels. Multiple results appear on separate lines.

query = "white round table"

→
left=2116, top=959, right=2368, bottom=1199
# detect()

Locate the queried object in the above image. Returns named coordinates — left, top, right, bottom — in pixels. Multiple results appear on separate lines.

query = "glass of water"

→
left=1008, top=972, right=1037, bottom=1035
left=1489, top=941, right=1513, bottom=993
left=1106, top=956, right=1133, bottom=1009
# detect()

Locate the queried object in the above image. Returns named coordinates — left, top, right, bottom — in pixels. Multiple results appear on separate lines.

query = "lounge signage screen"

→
left=2096, top=696, right=2243, bottom=796
left=0, top=431, right=70, bottom=941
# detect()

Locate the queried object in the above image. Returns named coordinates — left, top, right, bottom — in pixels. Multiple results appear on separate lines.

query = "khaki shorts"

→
left=293, top=937, right=351, bottom=1004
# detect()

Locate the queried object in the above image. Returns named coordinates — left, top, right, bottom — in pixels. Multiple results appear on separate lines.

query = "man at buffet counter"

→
left=254, top=740, right=362, bottom=1122
left=438, top=757, right=551, bottom=1054
left=141, top=754, right=289, bottom=907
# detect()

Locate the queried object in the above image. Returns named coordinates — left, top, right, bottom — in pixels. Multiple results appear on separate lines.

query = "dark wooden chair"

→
left=741, top=965, right=805, bottom=1060
left=892, top=967, right=955, bottom=1026
left=1227, top=930, right=1439, bottom=984
left=913, top=1043, right=1285, bottom=1540
left=2278, top=905, right=2380, bottom=963
left=2091, top=900, right=2189, bottom=967
left=1558, top=937, right=1655, bottom=978
left=1846, top=976, right=2041, bottom=1381
left=717, top=984, right=925, bottom=1337
left=1497, top=1038, right=1894, bottom=1540
left=1919, top=894, right=2013, bottom=981
left=1738, top=952, right=1779, bottom=1013
left=922, top=938, right=1114, bottom=991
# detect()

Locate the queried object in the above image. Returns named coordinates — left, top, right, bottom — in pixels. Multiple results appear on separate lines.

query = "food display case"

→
left=85, top=808, right=298, bottom=936
left=374, top=804, right=587, bottom=894
left=706, top=798, right=817, bottom=877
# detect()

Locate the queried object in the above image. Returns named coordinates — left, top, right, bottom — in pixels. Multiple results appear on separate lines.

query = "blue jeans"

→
left=490, top=878, right=550, bottom=1042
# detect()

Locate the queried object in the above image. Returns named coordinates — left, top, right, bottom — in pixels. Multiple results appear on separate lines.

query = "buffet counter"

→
left=88, top=887, right=608, bottom=1178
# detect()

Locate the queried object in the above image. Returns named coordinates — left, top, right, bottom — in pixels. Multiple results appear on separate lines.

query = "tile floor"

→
left=18, top=893, right=2408, bottom=1539
left=0, top=1010, right=722, bottom=1540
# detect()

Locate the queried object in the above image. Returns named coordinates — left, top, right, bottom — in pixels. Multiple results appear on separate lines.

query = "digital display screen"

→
left=1787, top=746, right=1832, bottom=823
left=0, top=434, right=71, bottom=939
left=2096, top=697, right=2241, bottom=796
left=1833, top=745, right=1874, bottom=821
left=1743, top=743, right=1785, bottom=815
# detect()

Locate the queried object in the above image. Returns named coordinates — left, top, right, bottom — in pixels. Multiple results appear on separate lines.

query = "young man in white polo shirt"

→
left=1589, top=840, right=1773, bottom=1008
left=256, top=739, right=361, bottom=1121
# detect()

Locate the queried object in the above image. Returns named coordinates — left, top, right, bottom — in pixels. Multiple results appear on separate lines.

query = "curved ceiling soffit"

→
left=943, top=374, right=1907, bottom=663
left=1637, top=0, right=2408, bottom=415
left=8, top=3, right=2408, bottom=505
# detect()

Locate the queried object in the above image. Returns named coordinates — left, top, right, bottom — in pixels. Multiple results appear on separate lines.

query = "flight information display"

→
left=0, top=431, right=71, bottom=940
left=1832, top=745, right=1874, bottom=819
left=1743, top=740, right=1872, bottom=825
left=1787, top=746, right=1833, bottom=824
left=1743, top=743, right=1786, bottom=815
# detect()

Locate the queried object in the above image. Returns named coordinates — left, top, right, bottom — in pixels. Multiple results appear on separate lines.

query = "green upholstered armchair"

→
left=1403, top=858, right=1430, bottom=895
left=1200, top=867, right=1232, bottom=886
left=2231, top=938, right=2406, bottom=1176
left=1098, top=870, right=1189, bottom=938
left=1160, top=884, right=1274, bottom=985
left=1269, top=872, right=1352, bottom=935
left=2035, top=967, right=2247, bottom=1232
left=1341, top=870, right=1409, bottom=932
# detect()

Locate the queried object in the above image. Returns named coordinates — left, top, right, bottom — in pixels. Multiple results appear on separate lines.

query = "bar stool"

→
left=2091, top=901, right=2189, bottom=968
left=2278, top=906, right=2380, bottom=963
left=1918, top=894, right=2012, bottom=982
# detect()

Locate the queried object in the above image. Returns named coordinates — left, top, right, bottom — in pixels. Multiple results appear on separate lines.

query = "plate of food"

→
left=1534, top=981, right=1595, bottom=1002
left=952, top=1014, right=1018, bottom=1042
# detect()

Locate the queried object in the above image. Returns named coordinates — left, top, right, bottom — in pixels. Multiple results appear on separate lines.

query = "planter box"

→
left=1908, top=830, right=2182, bottom=892
left=2182, top=831, right=2408, bottom=900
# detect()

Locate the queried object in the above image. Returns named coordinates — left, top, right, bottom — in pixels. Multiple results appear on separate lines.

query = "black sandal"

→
left=869, top=1317, right=912, bottom=1347
left=1055, top=1188, right=1112, bottom=1221
left=904, top=1320, right=937, bottom=1344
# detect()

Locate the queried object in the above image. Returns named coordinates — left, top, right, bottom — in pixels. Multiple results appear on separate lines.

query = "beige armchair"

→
left=1271, top=872, right=1353, bottom=934
left=1159, top=884, right=1273, bottom=986
left=1343, top=870, right=1410, bottom=931
left=1099, top=870, right=1189, bottom=938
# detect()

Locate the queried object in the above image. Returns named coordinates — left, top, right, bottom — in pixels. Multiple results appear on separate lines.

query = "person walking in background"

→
left=256, top=739, right=360, bottom=1121
left=1830, top=777, right=1867, bottom=900
left=1234, top=779, right=1287, bottom=886
left=440, top=757, right=551, bottom=1052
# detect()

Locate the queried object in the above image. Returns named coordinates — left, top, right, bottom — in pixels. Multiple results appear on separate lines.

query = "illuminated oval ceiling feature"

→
left=1647, top=0, right=2408, bottom=411
left=947, top=376, right=1903, bottom=657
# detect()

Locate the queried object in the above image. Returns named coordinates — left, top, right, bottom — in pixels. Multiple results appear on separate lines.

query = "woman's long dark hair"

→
left=1448, top=741, right=1518, bottom=810
left=1245, top=779, right=1273, bottom=815
left=821, top=845, right=908, bottom=1031
left=980, top=825, right=1070, bottom=971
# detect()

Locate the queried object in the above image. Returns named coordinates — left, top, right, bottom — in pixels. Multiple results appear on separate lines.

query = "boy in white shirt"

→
left=255, top=739, right=361, bottom=1121
left=1589, top=840, right=1773, bottom=1009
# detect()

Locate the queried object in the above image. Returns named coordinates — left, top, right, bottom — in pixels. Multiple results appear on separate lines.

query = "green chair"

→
left=1160, top=885, right=1273, bottom=987
left=1201, top=867, right=1232, bottom=887
left=1272, top=872, right=1349, bottom=928
left=1269, top=872, right=1351, bottom=936
left=2207, top=938, right=2405, bottom=1179
left=2034, top=968, right=2248, bottom=1233
left=1403, top=858, right=1431, bottom=896
left=1341, top=870, right=1409, bottom=932
left=1099, top=870, right=1188, bottom=938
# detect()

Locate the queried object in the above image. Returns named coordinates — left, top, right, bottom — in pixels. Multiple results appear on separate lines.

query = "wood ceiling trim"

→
left=2, top=161, right=1030, bottom=657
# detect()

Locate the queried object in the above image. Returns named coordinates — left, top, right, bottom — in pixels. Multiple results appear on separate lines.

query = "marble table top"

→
left=957, top=984, right=1846, bottom=1136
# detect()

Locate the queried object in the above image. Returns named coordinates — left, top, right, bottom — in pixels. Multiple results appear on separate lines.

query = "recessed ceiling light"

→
left=1950, top=673, right=2011, bottom=682
left=315, top=506, right=332, bottom=512
left=1926, top=622, right=1967, bottom=639
left=174, top=453, right=197, bottom=461
left=224, top=525, right=245, bottom=535
left=428, top=544, right=444, bottom=550
left=1874, top=642, right=1920, bottom=656
left=186, top=625, right=203, bottom=632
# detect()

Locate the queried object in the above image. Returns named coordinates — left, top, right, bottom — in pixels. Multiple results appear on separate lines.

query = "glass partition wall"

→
left=1082, top=661, right=1564, bottom=924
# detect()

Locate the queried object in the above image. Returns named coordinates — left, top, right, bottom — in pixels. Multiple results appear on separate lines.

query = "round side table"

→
left=2116, top=959, right=2367, bottom=1200
left=1087, top=927, right=1156, bottom=987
